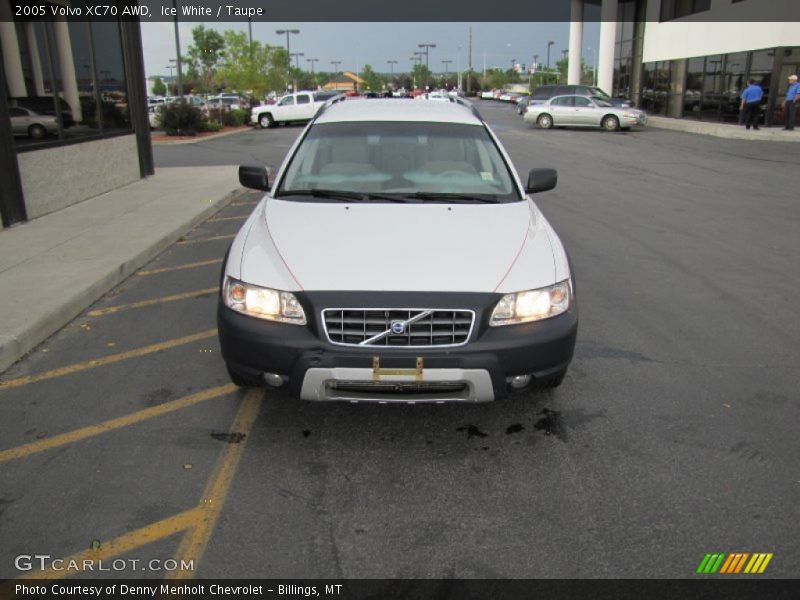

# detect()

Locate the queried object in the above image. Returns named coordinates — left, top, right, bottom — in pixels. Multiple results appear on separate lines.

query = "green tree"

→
left=151, top=77, right=166, bottom=96
left=182, top=25, right=226, bottom=93
left=411, top=64, right=432, bottom=89
left=217, top=30, right=287, bottom=96
left=360, top=64, right=384, bottom=91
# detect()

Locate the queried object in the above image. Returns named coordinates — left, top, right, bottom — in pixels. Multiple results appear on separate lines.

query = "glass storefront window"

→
left=684, top=57, right=704, bottom=119
left=90, top=21, right=130, bottom=133
left=3, top=6, right=132, bottom=151
left=721, top=52, right=746, bottom=122
left=701, top=54, right=723, bottom=120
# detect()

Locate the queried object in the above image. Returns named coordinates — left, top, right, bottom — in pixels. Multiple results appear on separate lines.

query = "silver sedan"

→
left=10, top=106, right=60, bottom=139
left=524, top=95, right=647, bottom=131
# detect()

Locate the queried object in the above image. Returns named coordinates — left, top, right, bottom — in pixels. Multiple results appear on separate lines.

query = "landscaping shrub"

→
left=222, top=108, right=248, bottom=127
left=157, top=102, right=206, bottom=136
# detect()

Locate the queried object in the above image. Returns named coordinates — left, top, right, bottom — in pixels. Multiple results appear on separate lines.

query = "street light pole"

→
left=547, top=41, right=554, bottom=84
left=418, top=43, right=436, bottom=88
left=276, top=29, right=299, bottom=69
left=387, top=60, right=397, bottom=76
left=442, top=60, right=452, bottom=87
left=331, top=61, right=341, bottom=73
left=307, top=58, right=318, bottom=77
left=290, top=52, right=304, bottom=69
left=172, top=0, right=183, bottom=98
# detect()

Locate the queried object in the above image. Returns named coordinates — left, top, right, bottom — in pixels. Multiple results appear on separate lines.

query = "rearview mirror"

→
left=238, top=165, right=269, bottom=191
left=526, top=168, right=558, bottom=194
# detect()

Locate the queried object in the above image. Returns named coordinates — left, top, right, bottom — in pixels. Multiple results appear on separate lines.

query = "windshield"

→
left=277, top=121, right=520, bottom=202
left=590, top=87, right=611, bottom=99
left=592, top=97, right=613, bottom=107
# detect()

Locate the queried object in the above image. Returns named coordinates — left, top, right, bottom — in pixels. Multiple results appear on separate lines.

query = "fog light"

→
left=262, top=372, right=285, bottom=387
left=507, top=374, right=532, bottom=390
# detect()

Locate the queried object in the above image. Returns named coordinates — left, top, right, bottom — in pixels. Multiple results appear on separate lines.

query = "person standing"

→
left=740, top=79, right=763, bottom=130
left=784, top=74, right=800, bottom=131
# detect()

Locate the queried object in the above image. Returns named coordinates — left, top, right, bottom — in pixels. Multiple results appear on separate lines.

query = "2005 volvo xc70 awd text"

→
left=218, top=97, right=577, bottom=403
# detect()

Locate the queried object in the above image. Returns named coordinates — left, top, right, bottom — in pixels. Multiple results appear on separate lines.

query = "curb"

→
left=152, top=126, right=251, bottom=145
left=0, top=186, right=247, bottom=375
left=647, top=117, right=800, bottom=142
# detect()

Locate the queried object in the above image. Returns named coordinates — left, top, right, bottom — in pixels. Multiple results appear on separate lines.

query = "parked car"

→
left=219, top=99, right=577, bottom=402
left=524, top=95, right=646, bottom=131
left=10, top=96, right=74, bottom=127
left=480, top=90, right=496, bottom=99
left=9, top=106, right=60, bottom=139
left=529, top=84, right=631, bottom=108
left=148, top=105, right=160, bottom=130
left=250, top=91, right=339, bottom=128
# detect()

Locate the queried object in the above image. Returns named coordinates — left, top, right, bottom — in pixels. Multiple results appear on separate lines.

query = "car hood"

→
left=240, top=198, right=555, bottom=293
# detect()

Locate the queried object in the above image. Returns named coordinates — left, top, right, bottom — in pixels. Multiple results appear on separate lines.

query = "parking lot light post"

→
left=307, top=58, right=318, bottom=86
left=442, top=60, right=452, bottom=88
left=276, top=29, right=300, bottom=90
left=418, top=43, right=436, bottom=88
left=331, top=60, right=341, bottom=74
left=290, top=52, right=304, bottom=69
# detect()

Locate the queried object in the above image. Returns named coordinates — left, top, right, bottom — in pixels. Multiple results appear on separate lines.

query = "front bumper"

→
left=217, top=291, right=578, bottom=402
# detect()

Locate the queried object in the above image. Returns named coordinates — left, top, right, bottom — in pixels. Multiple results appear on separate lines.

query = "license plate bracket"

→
left=372, top=356, right=423, bottom=382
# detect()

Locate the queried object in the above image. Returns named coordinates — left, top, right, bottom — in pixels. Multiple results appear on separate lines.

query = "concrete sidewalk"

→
left=647, top=115, right=800, bottom=141
left=0, top=166, right=243, bottom=373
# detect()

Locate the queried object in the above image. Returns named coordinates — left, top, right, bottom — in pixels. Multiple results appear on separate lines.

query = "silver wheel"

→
left=258, top=113, right=273, bottom=129
left=602, top=115, right=620, bottom=131
left=537, top=114, right=553, bottom=129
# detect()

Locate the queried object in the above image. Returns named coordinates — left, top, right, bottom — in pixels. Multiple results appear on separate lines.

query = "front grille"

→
left=327, top=381, right=467, bottom=395
left=322, top=308, right=474, bottom=347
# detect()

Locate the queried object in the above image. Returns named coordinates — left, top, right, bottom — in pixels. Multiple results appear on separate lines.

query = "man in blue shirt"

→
left=785, top=74, right=800, bottom=131
left=740, top=79, right=764, bottom=130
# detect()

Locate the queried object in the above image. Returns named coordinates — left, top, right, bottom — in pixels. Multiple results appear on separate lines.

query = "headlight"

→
left=622, top=112, right=639, bottom=118
left=490, top=280, right=571, bottom=326
left=223, top=277, right=306, bottom=325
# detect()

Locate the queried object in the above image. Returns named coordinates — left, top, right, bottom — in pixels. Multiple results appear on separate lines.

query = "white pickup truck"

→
left=250, top=91, right=341, bottom=129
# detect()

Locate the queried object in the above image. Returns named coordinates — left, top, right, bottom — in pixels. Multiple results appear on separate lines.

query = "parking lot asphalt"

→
left=0, top=101, right=798, bottom=580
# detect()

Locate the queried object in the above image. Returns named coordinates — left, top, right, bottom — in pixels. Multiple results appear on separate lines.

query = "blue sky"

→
left=141, top=21, right=600, bottom=80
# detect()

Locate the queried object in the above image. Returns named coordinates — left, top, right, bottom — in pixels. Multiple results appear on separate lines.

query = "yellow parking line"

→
left=177, top=234, right=236, bottom=245
left=172, top=388, right=263, bottom=579
left=0, top=384, right=237, bottom=464
left=14, top=507, right=204, bottom=580
left=0, top=329, right=217, bottom=390
left=87, top=288, right=218, bottom=317
left=137, top=259, right=223, bottom=276
left=206, top=215, right=248, bottom=223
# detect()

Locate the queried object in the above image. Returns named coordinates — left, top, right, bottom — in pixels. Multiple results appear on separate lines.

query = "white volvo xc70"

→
left=218, top=98, right=577, bottom=403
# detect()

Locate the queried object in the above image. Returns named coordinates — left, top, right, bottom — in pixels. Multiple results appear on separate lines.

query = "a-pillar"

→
left=52, top=18, right=82, bottom=122
left=0, top=2, right=27, bottom=97
left=597, top=0, right=618, bottom=94
left=568, top=0, right=584, bottom=85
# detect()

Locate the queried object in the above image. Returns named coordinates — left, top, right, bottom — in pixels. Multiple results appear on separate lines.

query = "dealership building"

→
left=568, top=0, right=800, bottom=125
left=0, top=2, right=152, bottom=228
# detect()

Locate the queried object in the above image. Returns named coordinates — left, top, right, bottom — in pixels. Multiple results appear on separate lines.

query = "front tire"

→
left=258, top=113, right=274, bottom=129
left=226, top=364, right=262, bottom=388
left=537, top=114, right=553, bottom=129
left=534, top=369, right=567, bottom=390
left=602, top=115, right=620, bottom=131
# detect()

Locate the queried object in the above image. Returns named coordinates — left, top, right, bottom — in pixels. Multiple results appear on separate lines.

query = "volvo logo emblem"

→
left=390, top=320, right=406, bottom=334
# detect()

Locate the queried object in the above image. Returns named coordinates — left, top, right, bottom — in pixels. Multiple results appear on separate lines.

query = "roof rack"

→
left=447, top=95, right=484, bottom=123
left=313, top=93, right=347, bottom=121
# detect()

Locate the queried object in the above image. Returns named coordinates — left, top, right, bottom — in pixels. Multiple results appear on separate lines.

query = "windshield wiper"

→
left=409, top=192, right=502, bottom=203
left=276, top=189, right=367, bottom=201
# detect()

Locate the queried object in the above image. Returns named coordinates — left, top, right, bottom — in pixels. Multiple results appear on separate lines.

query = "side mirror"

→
left=526, top=168, right=558, bottom=194
left=238, top=165, right=269, bottom=191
